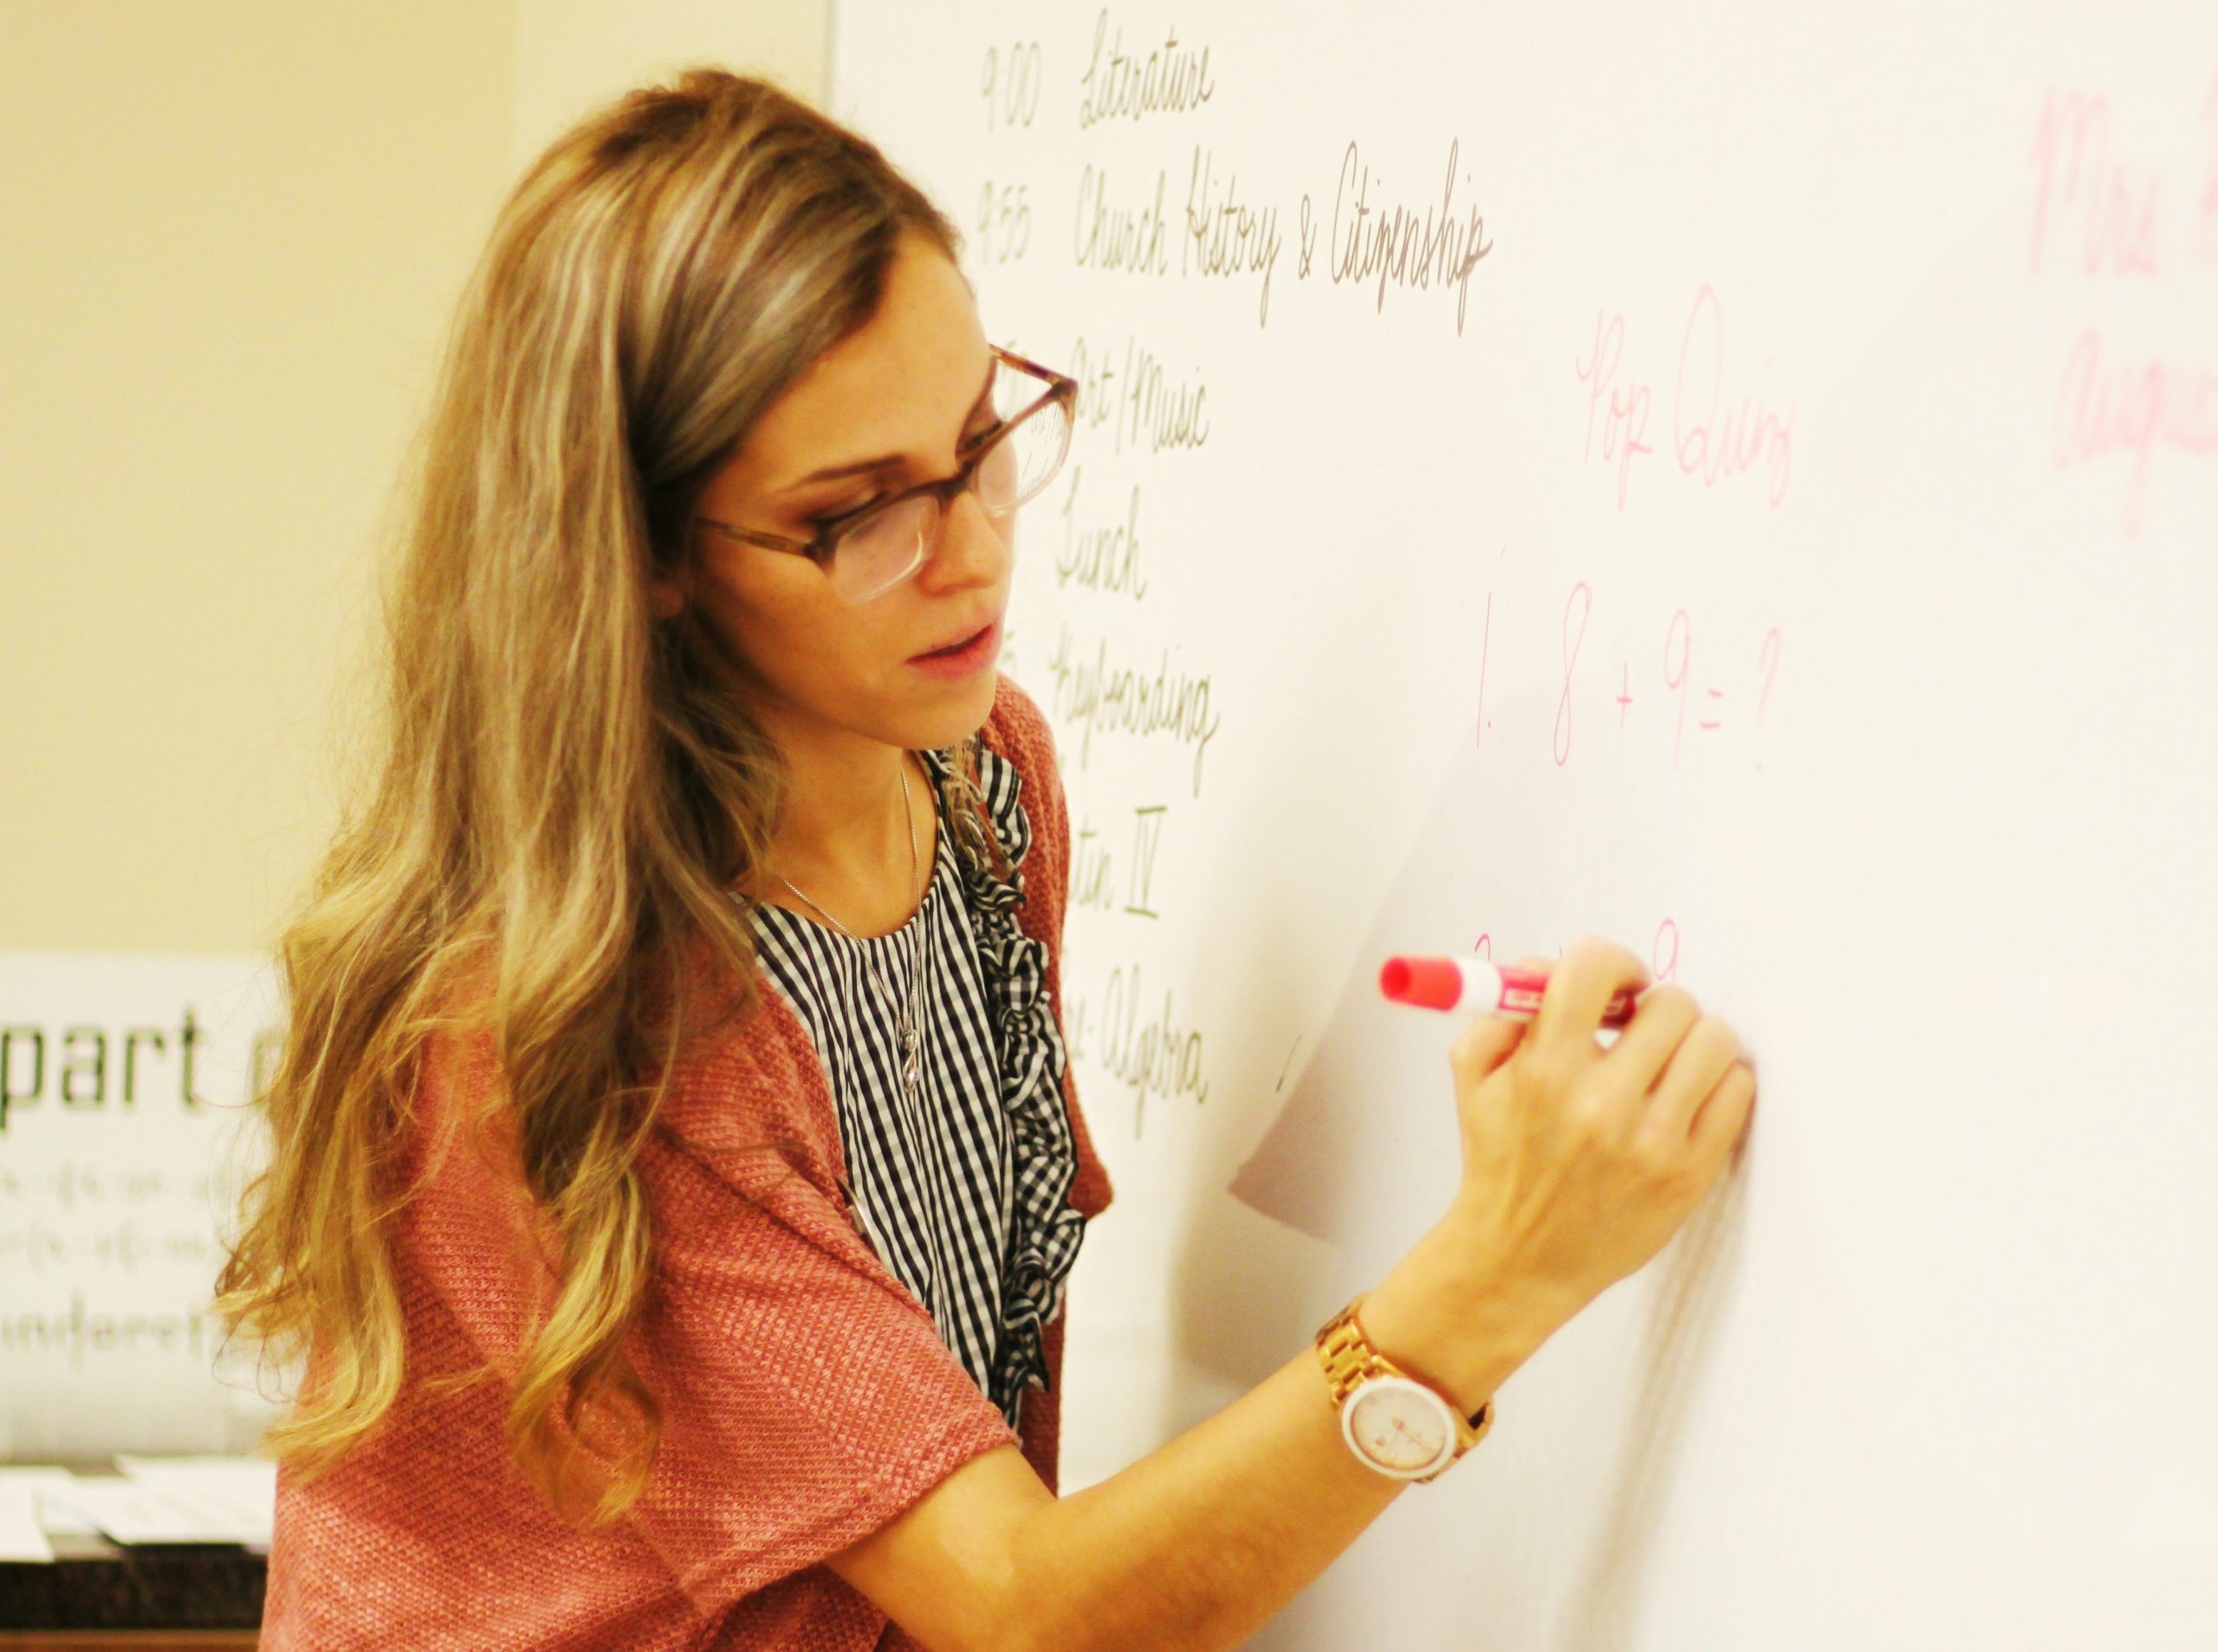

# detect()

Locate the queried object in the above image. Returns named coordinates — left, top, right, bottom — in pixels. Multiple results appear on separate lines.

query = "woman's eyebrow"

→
left=775, top=353, right=997, bottom=494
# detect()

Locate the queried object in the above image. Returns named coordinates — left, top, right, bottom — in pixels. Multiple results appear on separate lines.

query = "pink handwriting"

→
left=2203, top=72, right=2218, bottom=264
left=1555, top=581, right=1592, bottom=767
left=1673, top=286, right=1795, bottom=505
left=1575, top=311, right=1651, bottom=508
left=1575, top=288, right=1793, bottom=509
left=2051, top=328, right=2218, bottom=539
left=1664, top=609, right=1693, bottom=770
left=1475, top=591, right=1495, bottom=749
left=1754, top=629, right=1782, bottom=774
left=2029, top=86, right=2164, bottom=276
left=1516, top=582, right=1780, bottom=774
left=1466, top=925, right=1683, bottom=994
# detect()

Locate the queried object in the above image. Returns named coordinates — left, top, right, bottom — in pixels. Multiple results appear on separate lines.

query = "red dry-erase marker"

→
left=1378, top=956, right=1642, bottom=1029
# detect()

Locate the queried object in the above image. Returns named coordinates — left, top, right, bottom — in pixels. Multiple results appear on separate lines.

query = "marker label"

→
left=1378, top=956, right=1641, bottom=1029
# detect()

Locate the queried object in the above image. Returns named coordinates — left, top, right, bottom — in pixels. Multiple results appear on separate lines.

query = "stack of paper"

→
left=0, top=1456, right=278, bottom=1560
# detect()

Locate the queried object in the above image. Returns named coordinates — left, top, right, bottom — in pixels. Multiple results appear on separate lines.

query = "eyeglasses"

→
left=693, top=343, right=1076, bottom=605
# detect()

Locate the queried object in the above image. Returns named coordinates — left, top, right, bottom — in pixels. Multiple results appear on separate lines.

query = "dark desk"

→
left=0, top=1529, right=262, bottom=1646
left=0, top=1638, right=256, bottom=1649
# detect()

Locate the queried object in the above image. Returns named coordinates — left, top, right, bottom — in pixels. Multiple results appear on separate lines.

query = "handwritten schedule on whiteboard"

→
left=834, top=5, right=2217, bottom=1646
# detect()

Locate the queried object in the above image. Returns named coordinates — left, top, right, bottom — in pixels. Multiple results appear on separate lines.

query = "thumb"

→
left=1449, top=1011, right=1527, bottom=1084
left=1449, top=956, right=1547, bottom=1082
left=1448, top=953, right=1548, bottom=1082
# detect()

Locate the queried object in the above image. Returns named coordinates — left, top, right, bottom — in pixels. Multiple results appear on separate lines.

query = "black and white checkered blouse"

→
left=749, top=740, right=1088, bottom=1433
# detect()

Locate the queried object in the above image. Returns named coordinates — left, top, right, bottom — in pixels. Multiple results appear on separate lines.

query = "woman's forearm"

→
left=1006, top=1217, right=1568, bottom=1652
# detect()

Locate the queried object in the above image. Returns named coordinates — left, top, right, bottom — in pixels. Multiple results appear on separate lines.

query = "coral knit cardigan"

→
left=259, top=672, right=1117, bottom=1651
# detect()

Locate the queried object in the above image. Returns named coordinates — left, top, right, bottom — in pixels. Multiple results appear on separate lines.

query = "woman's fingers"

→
left=1533, top=935, right=1651, bottom=1057
left=1599, top=983, right=1701, bottom=1095
left=1636, top=1015, right=1742, bottom=1147
left=1688, top=1061, right=1759, bottom=1170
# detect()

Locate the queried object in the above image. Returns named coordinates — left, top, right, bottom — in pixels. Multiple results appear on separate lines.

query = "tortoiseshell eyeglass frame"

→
left=691, top=343, right=1077, bottom=600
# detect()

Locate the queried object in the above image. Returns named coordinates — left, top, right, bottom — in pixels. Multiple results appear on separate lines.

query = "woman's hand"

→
left=1440, top=934, right=1756, bottom=1326
left=1364, top=934, right=1758, bottom=1410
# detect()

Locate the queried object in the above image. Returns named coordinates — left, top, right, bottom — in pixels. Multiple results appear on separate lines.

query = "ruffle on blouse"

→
left=920, top=740, right=1088, bottom=1430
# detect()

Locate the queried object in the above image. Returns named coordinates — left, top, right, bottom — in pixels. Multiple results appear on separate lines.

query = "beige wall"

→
left=1, top=0, right=829, bottom=956
left=0, top=1, right=516, bottom=955
left=515, top=0, right=829, bottom=172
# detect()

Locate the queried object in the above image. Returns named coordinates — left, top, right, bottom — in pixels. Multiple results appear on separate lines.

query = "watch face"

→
left=1344, top=1377, right=1455, bottom=1477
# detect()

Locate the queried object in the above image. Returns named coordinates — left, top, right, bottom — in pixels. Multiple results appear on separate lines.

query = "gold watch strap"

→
left=1316, top=1295, right=1495, bottom=1470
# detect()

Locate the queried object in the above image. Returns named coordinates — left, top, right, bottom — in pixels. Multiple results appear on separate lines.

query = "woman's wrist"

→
left=1357, top=1214, right=1573, bottom=1418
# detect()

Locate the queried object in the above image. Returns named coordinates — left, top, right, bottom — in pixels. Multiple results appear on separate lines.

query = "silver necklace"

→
left=773, top=755, right=929, bottom=1108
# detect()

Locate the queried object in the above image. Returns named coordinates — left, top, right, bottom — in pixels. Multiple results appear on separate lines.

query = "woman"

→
left=212, top=68, right=1756, bottom=1651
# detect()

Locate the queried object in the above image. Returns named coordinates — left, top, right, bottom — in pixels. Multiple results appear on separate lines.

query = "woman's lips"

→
left=917, top=625, right=986, bottom=658
left=907, top=619, right=1001, bottom=677
left=912, top=614, right=999, bottom=658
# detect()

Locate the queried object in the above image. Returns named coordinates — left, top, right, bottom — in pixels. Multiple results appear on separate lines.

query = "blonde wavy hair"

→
left=211, top=68, right=1009, bottom=1526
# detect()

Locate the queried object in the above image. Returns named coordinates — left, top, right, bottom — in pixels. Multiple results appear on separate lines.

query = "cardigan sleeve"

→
left=393, top=1024, right=1025, bottom=1619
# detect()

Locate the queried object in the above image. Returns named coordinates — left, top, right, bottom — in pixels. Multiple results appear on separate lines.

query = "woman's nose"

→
left=927, top=486, right=1009, bottom=585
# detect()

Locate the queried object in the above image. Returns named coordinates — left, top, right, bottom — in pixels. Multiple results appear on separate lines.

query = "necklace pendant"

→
left=899, top=1026, right=923, bottom=1099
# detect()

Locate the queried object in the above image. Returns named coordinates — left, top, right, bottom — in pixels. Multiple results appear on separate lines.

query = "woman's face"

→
left=659, top=230, right=1014, bottom=757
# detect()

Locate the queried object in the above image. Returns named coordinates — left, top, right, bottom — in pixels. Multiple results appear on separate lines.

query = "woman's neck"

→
left=752, top=742, right=937, bottom=936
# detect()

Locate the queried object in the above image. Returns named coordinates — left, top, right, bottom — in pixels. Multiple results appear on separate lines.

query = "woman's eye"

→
left=808, top=424, right=1000, bottom=527
left=817, top=494, right=884, bottom=525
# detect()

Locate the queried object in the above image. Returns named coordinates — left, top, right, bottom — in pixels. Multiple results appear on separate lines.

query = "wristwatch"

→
left=1314, top=1295, right=1494, bottom=1483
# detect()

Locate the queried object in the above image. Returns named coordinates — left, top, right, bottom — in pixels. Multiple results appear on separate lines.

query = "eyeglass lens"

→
left=830, top=394, right=1071, bottom=603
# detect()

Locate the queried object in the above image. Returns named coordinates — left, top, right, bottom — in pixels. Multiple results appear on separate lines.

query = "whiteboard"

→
left=830, top=4, right=2218, bottom=1645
